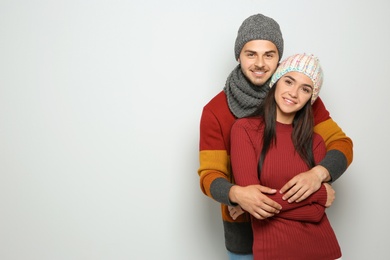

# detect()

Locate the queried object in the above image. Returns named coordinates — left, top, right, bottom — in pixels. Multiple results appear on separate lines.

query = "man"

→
left=197, top=13, right=353, bottom=259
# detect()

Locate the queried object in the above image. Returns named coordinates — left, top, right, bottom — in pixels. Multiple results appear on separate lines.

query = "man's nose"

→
left=254, top=57, right=264, bottom=68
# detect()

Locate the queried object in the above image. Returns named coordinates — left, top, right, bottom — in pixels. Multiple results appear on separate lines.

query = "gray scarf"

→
left=224, top=65, right=270, bottom=118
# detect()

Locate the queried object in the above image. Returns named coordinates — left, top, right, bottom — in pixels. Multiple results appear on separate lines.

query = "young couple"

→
left=198, top=13, right=353, bottom=260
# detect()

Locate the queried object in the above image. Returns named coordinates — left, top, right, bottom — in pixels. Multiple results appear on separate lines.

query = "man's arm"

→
left=198, top=105, right=262, bottom=209
left=230, top=183, right=335, bottom=222
left=228, top=184, right=281, bottom=220
left=198, top=105, right=234, bottom=206
left=312, top=97, right=353, bottom=180
left=280, top=97, right=353, bottom=203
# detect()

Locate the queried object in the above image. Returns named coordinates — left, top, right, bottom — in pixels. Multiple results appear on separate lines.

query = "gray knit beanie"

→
left=234, top=13, right=284, bottom=61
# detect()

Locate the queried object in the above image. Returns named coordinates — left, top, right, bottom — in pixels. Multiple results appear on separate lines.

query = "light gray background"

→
left=1, top=0, right=389, bottom=259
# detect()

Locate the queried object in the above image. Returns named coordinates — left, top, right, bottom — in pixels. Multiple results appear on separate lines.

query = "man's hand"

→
left=279, top=165, right=331, bottom=203
left=323, top=183, right=335, bottom=208
left=229, top=185, right=282, bottom=220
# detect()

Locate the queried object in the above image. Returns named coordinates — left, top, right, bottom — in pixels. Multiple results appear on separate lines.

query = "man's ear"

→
left=237, top=58, right=240, bottom=63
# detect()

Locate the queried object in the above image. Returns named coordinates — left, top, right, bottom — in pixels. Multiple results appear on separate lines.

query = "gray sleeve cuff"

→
left=318, top=149, right=348, bottom=183
left=210, top=177, right=237, bottom=206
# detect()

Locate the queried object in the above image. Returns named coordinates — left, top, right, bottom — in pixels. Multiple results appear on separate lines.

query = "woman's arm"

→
left=230, top=119, right=282, bottom=219
left=270, top=185, right=327, bottom=223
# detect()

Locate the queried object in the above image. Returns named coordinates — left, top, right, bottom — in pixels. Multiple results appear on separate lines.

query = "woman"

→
left=230, top=53, right=342, bottom=260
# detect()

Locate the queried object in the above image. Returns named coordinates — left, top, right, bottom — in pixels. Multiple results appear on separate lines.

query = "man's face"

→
left=238, top=40, right=279, bottom=86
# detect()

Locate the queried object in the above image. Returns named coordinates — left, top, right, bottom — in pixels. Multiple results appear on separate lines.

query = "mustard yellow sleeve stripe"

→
left=314, top=118, right=353, bottom=166
left=198, top=150, right=231, bottom=197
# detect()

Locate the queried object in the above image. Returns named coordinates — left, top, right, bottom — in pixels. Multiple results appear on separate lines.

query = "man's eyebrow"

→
left=243, top=50, right=277, bottom=54
left=265, top=50, right=277, bottom=54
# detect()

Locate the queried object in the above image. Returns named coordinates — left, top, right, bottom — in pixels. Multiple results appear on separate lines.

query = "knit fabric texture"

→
left=223, top=65, right=270, bottom=118
left=198, top=91, right=352, bottom=253
left=234, top=13, right=284, bottom=60
left=270, top=53, right=324, bottom=104
left=230, top=119, right=342, bottom=259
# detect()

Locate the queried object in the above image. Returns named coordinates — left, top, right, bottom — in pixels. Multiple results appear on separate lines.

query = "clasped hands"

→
left=228, top=168, right=335, bottom=220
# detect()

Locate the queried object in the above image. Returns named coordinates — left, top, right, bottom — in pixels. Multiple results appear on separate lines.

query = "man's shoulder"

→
left=312, top=97, right=330, bottom=125
left=201, top=90, right=235, bottom=123
left=204, top=91, right=227, bottom=108
left=203, top=91, right=230, bottom=114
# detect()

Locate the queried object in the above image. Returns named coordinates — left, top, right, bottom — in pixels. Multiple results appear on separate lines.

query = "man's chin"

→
left=251, top=80, right=267, bottom=87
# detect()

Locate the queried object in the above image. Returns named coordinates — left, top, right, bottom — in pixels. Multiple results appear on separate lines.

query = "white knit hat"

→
left=269, top=53, right=323, bottom=104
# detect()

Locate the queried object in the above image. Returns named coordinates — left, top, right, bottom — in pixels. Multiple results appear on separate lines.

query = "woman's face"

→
left=274, top=71, right=313, bottom=124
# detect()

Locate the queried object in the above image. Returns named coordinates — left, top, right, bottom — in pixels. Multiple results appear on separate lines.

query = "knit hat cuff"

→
left=269, top=53, right=323, bottom=104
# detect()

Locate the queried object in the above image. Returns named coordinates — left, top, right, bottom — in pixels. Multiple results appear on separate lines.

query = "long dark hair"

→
left=253, top=82, right=315, bottom=180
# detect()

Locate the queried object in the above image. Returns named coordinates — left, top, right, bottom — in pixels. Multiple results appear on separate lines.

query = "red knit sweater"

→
left=198, top=91, right=352, bottom=253
left=230, top=118, right=342, bottom=260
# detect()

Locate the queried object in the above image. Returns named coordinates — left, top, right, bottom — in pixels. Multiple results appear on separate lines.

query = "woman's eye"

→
left=301, top=87, right=312, bottom=93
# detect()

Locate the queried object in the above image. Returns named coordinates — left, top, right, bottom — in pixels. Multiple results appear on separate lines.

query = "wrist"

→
left=228, top=185, right=240, bottom=205
left=313, top=165, right=331, bottom=182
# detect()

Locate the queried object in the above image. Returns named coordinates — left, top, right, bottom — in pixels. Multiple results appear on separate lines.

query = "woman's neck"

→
left=276, top=109, right=295, bottom=124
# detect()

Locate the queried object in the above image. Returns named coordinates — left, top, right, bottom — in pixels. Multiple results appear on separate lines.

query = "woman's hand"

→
left=323, top=183, right=335, bottom=208
left=228, top=205, right=245, bottom=220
